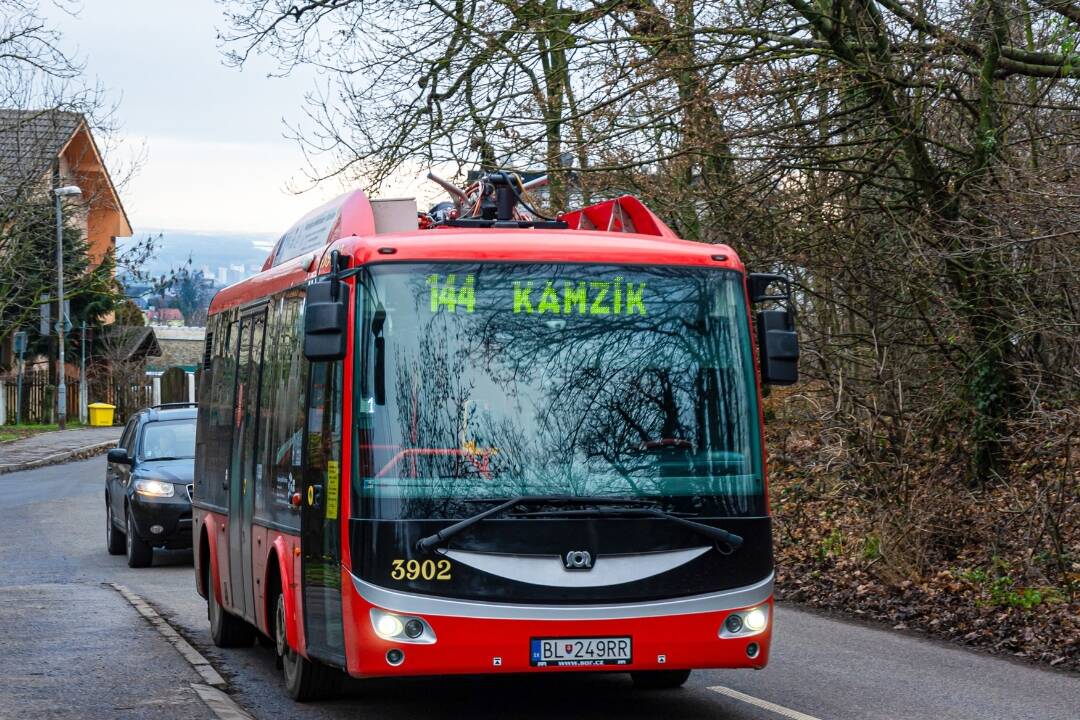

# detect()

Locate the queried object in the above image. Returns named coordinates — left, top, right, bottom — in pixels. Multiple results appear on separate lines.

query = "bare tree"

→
left=219, top=0, right=1080, bottom=590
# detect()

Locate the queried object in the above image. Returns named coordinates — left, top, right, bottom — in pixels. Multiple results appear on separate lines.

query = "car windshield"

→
left=139, top=418, right=196, bottom=461
left=354, top=262, right=763, bottom=519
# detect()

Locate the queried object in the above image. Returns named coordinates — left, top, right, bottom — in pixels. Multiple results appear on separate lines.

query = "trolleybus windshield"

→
left=354, top=262, right=763, bottom=520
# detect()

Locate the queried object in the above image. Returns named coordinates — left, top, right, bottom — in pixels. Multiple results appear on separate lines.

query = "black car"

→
left=105, top=404, right=196, bottom=567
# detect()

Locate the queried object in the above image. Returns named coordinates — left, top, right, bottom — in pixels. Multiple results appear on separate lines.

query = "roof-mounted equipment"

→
left=424, top=171, right=568, bottom=230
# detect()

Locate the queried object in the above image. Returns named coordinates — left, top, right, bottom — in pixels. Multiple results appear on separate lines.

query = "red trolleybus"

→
left=193, top=172, right=799, bottom=700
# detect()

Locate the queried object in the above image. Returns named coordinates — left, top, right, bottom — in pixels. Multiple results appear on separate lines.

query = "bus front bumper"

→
left=342, top=574, right=773, bottom=678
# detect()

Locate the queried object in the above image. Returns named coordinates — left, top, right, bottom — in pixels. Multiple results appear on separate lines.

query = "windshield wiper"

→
left=416, top=495, right=663, bottom=553
left=511, top=506, right=744, bottom=551
left=416, top=496, right=523, bottom=553
left=461, top=495, right=658, bottom=507
left=416, top=495, right=743, bottom=553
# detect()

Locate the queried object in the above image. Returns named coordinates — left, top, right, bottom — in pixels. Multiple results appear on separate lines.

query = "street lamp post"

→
left=54, top=185, right=82, bottom=429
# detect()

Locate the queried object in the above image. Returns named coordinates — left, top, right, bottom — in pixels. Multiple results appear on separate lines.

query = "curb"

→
left=191, top=684, right=255, bottom=720
left=109, top=583, right=226, bottom=688
left=0, top=439, right=116, bottom=475
left=109, top=583, right=254, bottom=720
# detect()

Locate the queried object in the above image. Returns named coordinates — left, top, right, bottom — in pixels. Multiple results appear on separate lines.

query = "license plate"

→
left=530, top=636, right=632, bottom=667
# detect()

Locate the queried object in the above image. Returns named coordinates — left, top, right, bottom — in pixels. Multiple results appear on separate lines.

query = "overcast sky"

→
left=44, top=0, right=346, bottom=235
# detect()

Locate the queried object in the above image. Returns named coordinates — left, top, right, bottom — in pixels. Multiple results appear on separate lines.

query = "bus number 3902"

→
left=391, top=559, right=452, bottom=581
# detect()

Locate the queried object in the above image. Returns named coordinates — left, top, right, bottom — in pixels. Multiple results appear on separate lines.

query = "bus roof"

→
left=209, top=192, right=742, bottom=315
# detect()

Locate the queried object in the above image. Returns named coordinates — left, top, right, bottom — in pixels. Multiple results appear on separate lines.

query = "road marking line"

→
left=191, top=683, right=255, bottom=720
left=109, top=583, right=227, bottom=689
left=708, top=685, right=823, bottom=720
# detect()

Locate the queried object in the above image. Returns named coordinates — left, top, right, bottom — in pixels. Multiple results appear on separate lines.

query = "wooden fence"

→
left=1, top=369, right=152, bottom=425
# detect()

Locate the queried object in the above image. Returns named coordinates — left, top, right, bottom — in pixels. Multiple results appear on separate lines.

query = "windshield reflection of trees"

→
left=368, top=264, right=760, bottom=517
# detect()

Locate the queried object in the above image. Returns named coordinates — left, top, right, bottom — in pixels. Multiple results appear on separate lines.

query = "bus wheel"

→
left=276, top=592, right=342, bottom=701
left=125, top=510, right=154, bottom=568
left=208, top=580, right=255, bottom=648
left=106, top=502, right=125, bottom=555
left=631, top=669, right=692, bottom=689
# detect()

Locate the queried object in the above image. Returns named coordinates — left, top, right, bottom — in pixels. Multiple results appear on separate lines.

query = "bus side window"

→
left=306, top=359, right=343, bottom=518
left=265, top=292, right=307, bottom=529
left=253, top=299, right=279, bottom=524
left=201, top=317, right=239, bottom=508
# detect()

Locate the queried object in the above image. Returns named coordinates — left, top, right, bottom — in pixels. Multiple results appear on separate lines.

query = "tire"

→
left=208, top=578, right=256, bottom=648
left=631, top=669, right=692, bottom=689
left=106, top=501, right=125, bottom=555
left=276, top=591, right=342, bottom=701
left=125, top=510, right=154, bottom=568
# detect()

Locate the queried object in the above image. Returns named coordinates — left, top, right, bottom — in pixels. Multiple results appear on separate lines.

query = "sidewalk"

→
left=0, top=426, right=121, bottom=474
left=0, top=583, right=217, bottom=719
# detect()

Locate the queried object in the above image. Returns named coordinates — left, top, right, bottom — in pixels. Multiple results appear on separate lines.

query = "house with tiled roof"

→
left=0, top=109, right=132, bottom=268
left=1, top=109, right=134, bottom=381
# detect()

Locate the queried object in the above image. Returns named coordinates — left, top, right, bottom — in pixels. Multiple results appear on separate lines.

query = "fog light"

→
left=376, top=613, right=403, bottom=638
left=746, top=642, right=759, bottom=659
left=149, top=524, right=164, bottom=534
left=386, top=648, right=404, bottom=666
left=724, top=614, right=743, bottom=634
left=404, top=619, right=424, bottom=639
left=744, top=607, right=767, bottom=632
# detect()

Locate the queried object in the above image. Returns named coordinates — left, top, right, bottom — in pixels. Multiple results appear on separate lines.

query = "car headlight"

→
left=134, top=479, right=175, bottom=497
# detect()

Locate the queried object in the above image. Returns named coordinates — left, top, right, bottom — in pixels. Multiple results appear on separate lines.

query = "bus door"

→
left=228, top=309, right=265, bottom=619
left=300, top=360, right=346, bottom=665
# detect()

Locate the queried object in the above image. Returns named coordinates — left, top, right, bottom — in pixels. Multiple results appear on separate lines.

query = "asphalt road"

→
left=1, top=455, right=1076, bottom=720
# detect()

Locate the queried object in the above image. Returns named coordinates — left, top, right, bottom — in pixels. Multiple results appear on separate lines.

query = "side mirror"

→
left=107, top=448, right=132, bottom=465
left=756, top=310, right=799, bottom=385
left=371, top=305, right=387, bottom=406
left=748, top=273, right=799, bottom=386
left=304, top=252, right=350, bottom=361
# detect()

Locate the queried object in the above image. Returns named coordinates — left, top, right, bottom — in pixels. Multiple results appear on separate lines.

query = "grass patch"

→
left=0, top=422, right=86, bottom=443
left=958, top=559, right=1067, bottom=609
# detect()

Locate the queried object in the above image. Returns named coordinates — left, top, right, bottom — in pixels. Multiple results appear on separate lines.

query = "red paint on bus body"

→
left=267, top=530, right=305, bottom=655
left=195, top=508, right=307, bottom=656
left=341, top=577, right=772, bottom=678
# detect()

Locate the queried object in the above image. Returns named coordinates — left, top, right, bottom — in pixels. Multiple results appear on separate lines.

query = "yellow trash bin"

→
left=87, top=403, right=116, bottom=427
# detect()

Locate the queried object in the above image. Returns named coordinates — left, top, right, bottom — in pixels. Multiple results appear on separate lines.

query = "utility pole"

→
left=53, top=185, right=82, bottom=429
left=80, top=321, right=88, bottom=424
left=13, top=331, right=26, bottom=425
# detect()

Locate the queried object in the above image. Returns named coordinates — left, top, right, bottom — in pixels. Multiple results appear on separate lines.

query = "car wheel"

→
left=106, top=502, right=125, bottom=555
left=631, top=669, right=692, bottom=689
left=276, top=590, right=342, bottom=701
left=208, top=578, right=255, bottom=648
left=125, top=510, right=154, bottom=568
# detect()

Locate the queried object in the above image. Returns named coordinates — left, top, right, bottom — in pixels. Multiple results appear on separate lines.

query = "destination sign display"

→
left=426, top=273, right=648, bottom=316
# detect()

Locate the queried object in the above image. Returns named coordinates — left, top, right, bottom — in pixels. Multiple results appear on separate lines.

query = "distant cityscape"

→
left=117, top=229, right=275, bottom=325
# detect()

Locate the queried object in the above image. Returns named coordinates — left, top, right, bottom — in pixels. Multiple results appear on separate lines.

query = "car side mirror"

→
left=748, top=273, right=799, bottom=386
left=304, top=251, right=350, bottom=362
left=107, top=448, right=132, bottom=465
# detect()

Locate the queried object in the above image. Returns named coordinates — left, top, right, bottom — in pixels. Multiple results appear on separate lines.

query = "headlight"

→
left=134, top=479, right=175, bottom=497
left=719, top=605, right=769, bottom=638
left=375, top=613, right=404, bottom=638
left=370, top=608, right=436, bottom=643
left=744, top=607, right=768, bottom=632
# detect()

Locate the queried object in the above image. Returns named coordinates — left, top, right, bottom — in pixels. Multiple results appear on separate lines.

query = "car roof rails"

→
left=150, top=402, right=198, bottom=410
